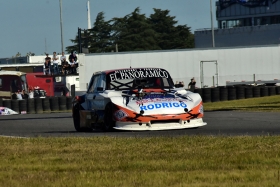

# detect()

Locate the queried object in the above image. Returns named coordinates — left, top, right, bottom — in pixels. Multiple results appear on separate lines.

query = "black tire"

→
left=73, top=104, right=92, bottom=132
left=102, top=103, right=116, bottom=131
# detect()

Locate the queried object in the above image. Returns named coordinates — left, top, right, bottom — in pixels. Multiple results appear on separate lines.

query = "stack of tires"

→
left=211, top=87, right=220, bottom=102
left=42, top=98, right=51, bottom=113
left=253, top=86, right=261, bottom=98
left=202, top=88, right=211, bottom=103
left=35, top=98, right=43, bottom=114
left=260, top=86, right=268, bottom=97
left=50, top=97, right=59, bottom=112
left=11, top=100, right=20, bottom=113
left=66, top=96, right=73, bottom=110
left=27, top=98, right=36, bottom=114
left=245, top=86, right=253, bottom=99
left=236, top=86, right=245, bottom=100
left=219, top=86, right=228, bottom=101
left=227, top=86, right=236, bottom=100
left=268, top=86, right=276, bottom=96
left=276, top=86, right=280, bottom=95
left=19, top=99, right=27, bottom=114
left=58, top=96, right=67, bottom=111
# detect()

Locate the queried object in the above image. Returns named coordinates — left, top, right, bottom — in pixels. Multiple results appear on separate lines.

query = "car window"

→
left=88, top=74, right=102, bottom=93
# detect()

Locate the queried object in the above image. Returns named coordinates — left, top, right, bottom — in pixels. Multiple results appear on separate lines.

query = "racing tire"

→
left=102, top=103, right=116, bottom=132
left=73, top=104, right=92, bottom=132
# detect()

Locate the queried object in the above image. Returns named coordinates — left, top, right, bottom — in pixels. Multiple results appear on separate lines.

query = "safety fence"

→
left=0, top=96, right=73, bottom=114
left=194, top=86, right=280, bottom=103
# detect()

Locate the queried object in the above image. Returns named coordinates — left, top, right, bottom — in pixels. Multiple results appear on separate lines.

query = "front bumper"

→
left=113, top=118, right=207, bottom=131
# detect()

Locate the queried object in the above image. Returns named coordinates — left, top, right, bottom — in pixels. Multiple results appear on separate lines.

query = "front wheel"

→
left=73, top=104, right=92, bottom=132
left=102, top=103, right=116, bottom=131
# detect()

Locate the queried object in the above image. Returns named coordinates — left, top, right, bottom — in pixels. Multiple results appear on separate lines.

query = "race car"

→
left=72, top=68, right=207, bottom=131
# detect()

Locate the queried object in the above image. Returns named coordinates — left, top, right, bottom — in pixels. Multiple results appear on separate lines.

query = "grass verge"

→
left=1, top=136, right=280, bottom=187
left=204, top=95, right=280, bottom=112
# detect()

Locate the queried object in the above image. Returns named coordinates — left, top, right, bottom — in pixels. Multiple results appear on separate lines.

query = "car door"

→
left=86, top=73, right=105, bottom=111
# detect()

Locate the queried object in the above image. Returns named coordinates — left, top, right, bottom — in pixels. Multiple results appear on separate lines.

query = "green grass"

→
left=1, top=96, right=280, bottom=186
left=1, top=136, right=280, bottom=187
left=204, top=95, right=280, bottom=112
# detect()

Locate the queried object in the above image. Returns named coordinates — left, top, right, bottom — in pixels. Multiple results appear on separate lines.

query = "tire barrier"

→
left=194, top=88, right=203, bottom=97
left=268, top=86, right=276, bottom=96
left=35, top=98, right=43, bottom=114
left=202, top=88, right=211, bottom=103
left=19, top=99, right=27, bottom=114
left=211, top=87, right=220, bottom=102
left=27, top=98, right=35, bottom=114
left=11, top=100, right=20, bottom=113
left=66, top=96, right=73, bottom=110
left=253, top=86, right=260, bottom=98
left=219, top=87, right=228, bottom=101
left=49, top=97, right=59, bottom=111
left=58, top=96, right=67, bottom=111
left=236, top=86, right=245, bottom=99
left=3, top=99, right=11, bottom=109
left=245, top=87, right=253, bottom=99
left=42, top=98, right=51, bottom=113
left=276, top=86, right=280, bottom=95
left=0, top=98, right=3, bottom=107
left=228, top=86, right=236, bottom=100
left=260, top=87, right=268, bottom=97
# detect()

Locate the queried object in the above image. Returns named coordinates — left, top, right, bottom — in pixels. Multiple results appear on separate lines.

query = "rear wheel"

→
left=73, top=104, right=92, bottom=132
left=102, top=103, right=116, bottom=131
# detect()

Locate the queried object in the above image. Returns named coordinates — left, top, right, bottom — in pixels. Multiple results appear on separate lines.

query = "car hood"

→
left=105, top=89, right=202, bottom=115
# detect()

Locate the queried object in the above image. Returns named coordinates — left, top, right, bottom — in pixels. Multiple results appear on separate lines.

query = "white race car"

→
left=0, top=107, right=18, bottom=115
left=72, top=68, right=207, bottom=131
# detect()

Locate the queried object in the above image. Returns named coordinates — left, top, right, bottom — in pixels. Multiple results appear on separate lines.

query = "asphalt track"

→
left=0, top=111, right=280, bottom=137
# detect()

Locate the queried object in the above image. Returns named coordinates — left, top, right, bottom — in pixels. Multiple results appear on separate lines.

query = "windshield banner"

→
left=108, top=68, right=170, bottom=81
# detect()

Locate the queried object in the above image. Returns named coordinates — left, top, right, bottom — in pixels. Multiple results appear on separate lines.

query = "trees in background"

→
left=66, top=8, right=194, bottom=53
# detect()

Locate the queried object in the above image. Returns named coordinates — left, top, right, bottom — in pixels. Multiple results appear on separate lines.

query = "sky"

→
left=0, top=0, right=217, bottom=58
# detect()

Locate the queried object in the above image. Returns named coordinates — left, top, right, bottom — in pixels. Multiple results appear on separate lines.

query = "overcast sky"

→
left=0, top=0, right=217, bottom=58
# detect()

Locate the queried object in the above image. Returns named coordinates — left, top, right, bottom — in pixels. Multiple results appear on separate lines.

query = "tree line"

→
left=66, top=8, right=194, bottom=53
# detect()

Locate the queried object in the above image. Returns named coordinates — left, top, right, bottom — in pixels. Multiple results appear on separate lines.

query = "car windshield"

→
left=106, top=68, right=174, bottom=90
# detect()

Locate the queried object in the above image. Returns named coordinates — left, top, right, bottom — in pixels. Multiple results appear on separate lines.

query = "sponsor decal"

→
left=114, top=110, right=128, bottom=120
left=140, top=102, right=187, bottom=111
left=136, top=98, right=186, bottom=105
left=109, top=68, right=169, bottom=81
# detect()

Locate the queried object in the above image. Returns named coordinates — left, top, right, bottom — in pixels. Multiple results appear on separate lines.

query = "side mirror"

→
left=97, top=87, right=104, bottom=92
